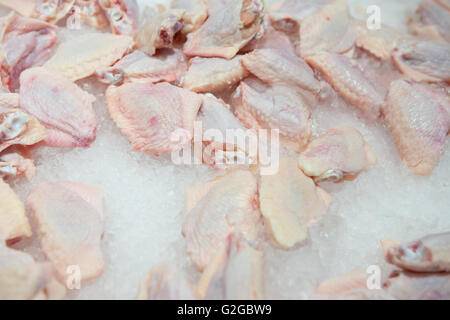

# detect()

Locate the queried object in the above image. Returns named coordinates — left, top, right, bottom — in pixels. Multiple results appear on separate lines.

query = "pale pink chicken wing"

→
left=0, top=12, right=57, bottom=90
left=106, top=82, right=202, bottom=156
left=0, top=150, right=36, bottom=181
left=409, top=0, right=450, bottom=44
left=197, top=234, right=264, bottom=300
left=0, top=104, right=46, bottom=152
left=0, top=90, right=20, bottom=109
left=44, top=32, right=134, bottom=81
left=99, top=0, right=139, bottom=35
left=221, top=235, right=263, bottom=300
left=354, top=21, right=410, bottom=61
left=182, top=170, right=261, bottom=271
left=198, top=94, right=247, bottom=136
left=171, top=0, right=208, bottom=34
left=268, top=0, right=332, bottom=38
left=183, top=0, right=264, bottom=59
left=137, top=262, right=197, bottom=300
left=27, top=181, right=105, bottom=282
left=19, top=67, right=97, bottom=148
left=197, top=94, right=251, bottom=169
left=0, top=245, right=54, bottom=300
left=135, top=7, right=184, bottom=56
left=0, top=179, right=32, bottom=242
left=315, top=268, right=392, bottom=300
left=242, top=18, right=292, bottom=51
left=383, top=80, right=449, bottom=175
left=306, top=52, right=385, bottom=119
left=298, top=127, right=377, bottom=183
left=298, top=0, right=355, bottom=57
left=73, top=0, right=109, bottom=30
left=384, top=271, right=450, bottom=300
left=181, top=55, right=249, bottom=93
left=232, top=78, right=312, bottom=150
left=315, top=268, right=367, bottom=299
left=259, top=158, right=331, bottom=249
left=384, top=232, right=450, bottom=273
left=0, top=0, right=74, bottom=23
left=241, top=26, right=320, bottom=93
left=316, top=268, right=368, bottom=296
left=436, top=0, right=450, bottom=10
left=96, top=49, right=187, bottom=85
left=392, top=40, right=450, bottom=83
left=40, top=277, right=67, bottom=300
